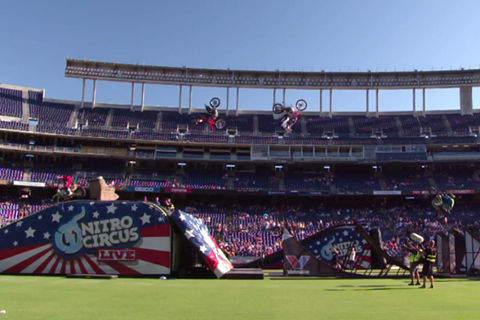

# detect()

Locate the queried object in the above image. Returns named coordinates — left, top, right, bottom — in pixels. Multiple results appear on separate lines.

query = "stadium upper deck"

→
left=65, top=59, right=477, bottom=119
left=0, top=84, right=479, bottom=147
left=65, top=59, right=480, bottom=89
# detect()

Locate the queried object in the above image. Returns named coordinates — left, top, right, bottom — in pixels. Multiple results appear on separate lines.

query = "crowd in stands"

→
left=0, top=163, right=477, bottom=194
left=1, top=87, right=480, bottom=145
left=1, top=192, right=478, bottom=263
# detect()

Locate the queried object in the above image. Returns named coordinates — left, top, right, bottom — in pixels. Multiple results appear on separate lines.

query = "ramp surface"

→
left=282, top=226, right=339, bottom=277
left=167, top=209, right=233, bottom=278
left=0, top=201, right=171, bottom=276
left=239, top=223, right=372, bottom=270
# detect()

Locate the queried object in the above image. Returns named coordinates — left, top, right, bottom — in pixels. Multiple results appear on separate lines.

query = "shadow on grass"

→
left=326, top=286, right=413, bottom=291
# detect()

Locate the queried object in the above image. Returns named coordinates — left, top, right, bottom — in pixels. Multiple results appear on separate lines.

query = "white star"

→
left=16, top=221, right=23, bottom=227
left=343, top=230, right=349, bottom=236
left=324, top=237, right=328, bottom=241
left=362, top=239, right=367, bottom=245
left=4, top=229, right=8, bottom=234
left=340, top=238, right=343, bottom=242
left=38, top=215, right=42, bottom=220
left=25, top=227, right=35, bottom=238
left=314, top=249, right=318, bottom=254
left=199, top=245, right=207, bottom=253
left=158, top=215, right=166, bottom=222
left=90, top=202, right=95, bottom=206
left=43, top=232, right=51, bottom=240
left=131, top=204, right=138, bottom=212
left=140, top=213, right=151, bottom=225
left=179, top=213, right=186, bottom=221
left=185, top=229, right=195, bottom=239
left=52, top=212, right=62, bottom=223
left=316, top=241, right=320, bottom=245
left=13, top=241, right=18, bottom=246
left=92, top=211, right=100, bottom=218
left=68, top=205, right=74, bottom=211
left=106, top=203, right=117, bottom=214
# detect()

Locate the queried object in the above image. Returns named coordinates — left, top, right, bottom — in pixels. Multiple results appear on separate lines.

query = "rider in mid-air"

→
left=431, top=191, right=455, bottom=224
left=280, top=107, right=299, bottom=133
left=195, top=103, right=219, bottom=130
left=57, top=175, right=73, bottom=196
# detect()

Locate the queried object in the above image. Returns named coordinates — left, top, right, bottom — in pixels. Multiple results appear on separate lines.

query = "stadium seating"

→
left=0, top=93, right=479, bottom=146
left=305, top=115, right=350, bottom=136
left=182, top=170, right=228, bottom=189
left=433, top=168, right=478, bottom=191
left=0, top=164, right=24, bottom=181
left=29, top=92, right=75, bottom=126
left=77, top=108, right=109, bottom=127
left=333, top=172, right=381, bottom=193
left=0, top=88, right=22, bottom=118
left=383, top=172, right=431, bottom=192
left=111, top=109, right=158, bottom=130
left=30, top=166, right=71, bottom=183
left=352, top=115, right=399, bottom=137
left=234, top=172, right=279, bottom=190
left=284, top=173, right=330, bottom=191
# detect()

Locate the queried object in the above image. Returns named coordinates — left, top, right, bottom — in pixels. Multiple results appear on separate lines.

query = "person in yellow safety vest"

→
left=163, top=198, right=175, bottom=211
left=403, top=242, right=423, bottom=286
left=419, top=240, right=437, bottom=289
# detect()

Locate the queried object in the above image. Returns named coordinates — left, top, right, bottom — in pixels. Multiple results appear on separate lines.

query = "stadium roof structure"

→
left=65, top=59, right=477, bottom=115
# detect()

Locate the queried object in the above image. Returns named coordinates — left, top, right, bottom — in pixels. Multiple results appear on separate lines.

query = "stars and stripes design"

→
left=304, top=226, right=371, bottom=269
left=169, top=210, right=233, bottom=278
left=0, top=201, right=171, bottom=275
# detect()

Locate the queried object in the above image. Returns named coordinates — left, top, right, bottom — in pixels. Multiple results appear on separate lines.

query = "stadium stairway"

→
left=474, top=169, right=480, bottom=181
left=23, top=168, right=31, bottom=182
left=105, top=109, right=114, bottom=128
left=376, top=172, right=387, bottom=189
left=67, top=105, right=80, bottom=128
left=442, top=115, right=453, bottom=135
left=253, top=116, right=259, bottom=135
left=428, top=177, right=438, bottom=190
left=394, top=117, right=404, bottom=135
left=155, top=112, right=162, bottom=132
left=329, top=182, right=337, bottom=194
left=300, top=116, right=307, bottom=135
left=348, top=117, right=356, bottom=135
left=21, top=91, right=30, bottom=124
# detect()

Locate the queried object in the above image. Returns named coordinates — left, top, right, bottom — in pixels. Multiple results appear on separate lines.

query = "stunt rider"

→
left=431, top=191, right=455, bottom=224
left=57, top=175, right=73, bottom=196
left=195, top=104, right=219, bottom=130
left=280, top=107, right=299, bottom=133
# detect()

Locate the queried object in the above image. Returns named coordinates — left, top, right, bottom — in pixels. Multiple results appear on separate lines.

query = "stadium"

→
left=1, top=58, right=480, bottom=317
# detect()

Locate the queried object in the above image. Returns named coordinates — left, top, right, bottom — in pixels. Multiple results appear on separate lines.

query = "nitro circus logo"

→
left=53, top=207, right=140, bottom=259
left=320, top=237, right=363, bottom=260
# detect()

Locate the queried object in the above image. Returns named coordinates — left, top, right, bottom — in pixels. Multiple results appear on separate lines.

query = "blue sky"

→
left=1, top=0, right=480, bottom=112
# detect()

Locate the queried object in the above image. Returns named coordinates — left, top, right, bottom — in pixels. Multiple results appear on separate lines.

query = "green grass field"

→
left=0, top=276, right=478, bottom=320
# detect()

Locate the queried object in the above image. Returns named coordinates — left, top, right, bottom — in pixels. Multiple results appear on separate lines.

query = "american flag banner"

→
left=168, top=210, right=233, bottom=278
left=0, top=201, right=171, bottom=275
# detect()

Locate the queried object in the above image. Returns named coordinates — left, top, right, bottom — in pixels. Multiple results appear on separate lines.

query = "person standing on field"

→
left=419, top=240, right=437, bottom=289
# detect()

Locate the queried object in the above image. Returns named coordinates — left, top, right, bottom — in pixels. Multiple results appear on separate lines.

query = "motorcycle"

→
left=53, top=183, right=86, bottom=203
left=272, top=99, right=308, bottom=115
left=193, top=97, right=227, bottom=130
left=272, top=99, right=308, bottom=133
